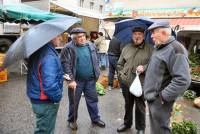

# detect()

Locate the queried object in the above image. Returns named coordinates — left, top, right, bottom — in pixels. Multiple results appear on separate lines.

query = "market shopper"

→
left=60, top=28, right=105, bottom=130
left=27, top=35, right=64, bottom=134
left=95, top=32, right=108, bottom=70
left=117, top=27, right=153, bottom=134
left=144, top=21, right=191, bottom=134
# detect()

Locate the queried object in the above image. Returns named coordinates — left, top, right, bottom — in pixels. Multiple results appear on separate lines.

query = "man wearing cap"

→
left=60, top=28, right=105, bottom=130
left=117, top=26, right=153, bottom=134
left=144, top=21, right=191, bottom=134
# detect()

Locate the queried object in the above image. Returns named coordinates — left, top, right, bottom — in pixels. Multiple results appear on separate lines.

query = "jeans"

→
left=31, top=102, right=59, bottom=134
left=98, top=53, right=108, bottom=68
left=68, top=79, right=100, bottom=122
left=108, top=55, right=119, bottom=86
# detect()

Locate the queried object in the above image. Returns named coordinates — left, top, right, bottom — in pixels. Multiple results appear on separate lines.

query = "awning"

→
left=0, top=3, right=78, bottom=22
left=156, top=18, right=200, bottom=26
left=51, top=1, right=104, bottom=19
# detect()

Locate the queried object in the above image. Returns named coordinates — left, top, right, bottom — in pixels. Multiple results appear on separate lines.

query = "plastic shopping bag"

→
left=129, top=71, right=142, bottom=97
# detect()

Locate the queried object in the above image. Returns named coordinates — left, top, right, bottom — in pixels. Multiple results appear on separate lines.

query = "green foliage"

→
left=189, top=53, right=200, bottom=68
left=96, top=82, right=105, bottom=96
left=172, top=120, right=197, bottom=134
left=183, top=90, right=197, bottom=100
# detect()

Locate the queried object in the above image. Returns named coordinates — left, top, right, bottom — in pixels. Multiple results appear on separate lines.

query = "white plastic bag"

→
left=129, top=71, right=143, bottom=97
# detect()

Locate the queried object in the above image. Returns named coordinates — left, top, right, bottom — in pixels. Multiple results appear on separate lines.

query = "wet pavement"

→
left=0, top=73, right=200, bottom=134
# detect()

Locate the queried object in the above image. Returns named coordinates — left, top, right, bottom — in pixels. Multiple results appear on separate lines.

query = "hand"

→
left=136, top=65, right=144, bottom=74
left=63, top=74, right=71, bottom=81
left=68, top=81, right=77, bottom=90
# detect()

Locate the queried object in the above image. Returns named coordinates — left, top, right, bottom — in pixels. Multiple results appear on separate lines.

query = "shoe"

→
left=68, top=122, right=78, bottom=130
left=108, top=86, right=112, bottom=91
left=92, top=120, right=106, bottom=127
left=117, top=124, right=131, bottom=132
left=137, top=130, right=145, bottom=134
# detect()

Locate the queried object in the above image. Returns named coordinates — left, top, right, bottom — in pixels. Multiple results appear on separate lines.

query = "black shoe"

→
left=137, top=130, right=145, bottom=134
left=68, top=122, right=78, bottom=130
left=117, top=124, right=131, bottom=132
left=92, top=120, right=106, bottom=127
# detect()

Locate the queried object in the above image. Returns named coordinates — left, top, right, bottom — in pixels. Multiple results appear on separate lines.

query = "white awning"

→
left=51, top=0, right=104, bottom=19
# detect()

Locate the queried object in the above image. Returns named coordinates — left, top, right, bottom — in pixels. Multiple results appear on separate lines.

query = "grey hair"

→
left=161, top=27, right=172, bottom=36
left=71, top=34, right=77, bottom=39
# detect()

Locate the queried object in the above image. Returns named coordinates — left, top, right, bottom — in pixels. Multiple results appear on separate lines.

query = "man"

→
left=95, top=32, right=108, bottom=70
left=27, top=35, right=64, bottom=134
left=117, top=27, right=152, bottom=134
left=60, top=28, right=105, bottom=130
left=144, top=21, right=191, bottom=134
left=107, top=37, right=123, bottom=90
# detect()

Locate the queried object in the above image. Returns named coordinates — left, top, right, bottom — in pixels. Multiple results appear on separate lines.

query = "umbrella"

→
left=113, top=17, right=155, bottom=44
left=2, top=17, right=81, bottom=68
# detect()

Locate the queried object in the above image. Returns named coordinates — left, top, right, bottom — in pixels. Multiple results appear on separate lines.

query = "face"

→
left=75, top=33, right=86, bottom=45
left=51, top=35, right=62, bottom=47
left=151, top=28, right=164, bottom=46
left=132, top=32, right=144, bottom=45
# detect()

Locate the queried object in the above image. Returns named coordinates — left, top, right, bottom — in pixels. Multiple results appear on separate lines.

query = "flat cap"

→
left=148, top=20, right=170, bottom=31
left=132, top=26, right=145, bottom=33
left=70, top=27, right=86, bottom=34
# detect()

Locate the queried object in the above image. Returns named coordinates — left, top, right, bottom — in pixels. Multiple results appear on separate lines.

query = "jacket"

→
left=27, top=44, right=64, bottom=103
left=144, top=36, right=191, bottom=102
left=108, top=37, right=123, bottom=57
left=94, top=36, right=107, bottom=53
left=117, top=42, right=153, bottom=87
left=60, top=40, right=100, bottom=82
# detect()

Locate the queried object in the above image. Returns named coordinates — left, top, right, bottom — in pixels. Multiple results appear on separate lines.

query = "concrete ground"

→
left=0, top=72, right=200, bottom=134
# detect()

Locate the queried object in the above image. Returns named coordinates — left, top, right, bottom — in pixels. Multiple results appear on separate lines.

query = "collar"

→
left=156, top=36, right=175, bottom=50
left=47, top=43, right=59, bottom=56
left=132, top=41, right=145, bottom=49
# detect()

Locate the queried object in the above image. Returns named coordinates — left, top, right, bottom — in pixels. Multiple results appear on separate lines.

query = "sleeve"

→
left=40, top=55, right=62, bottom=103
left=117, top=49, right=126, bottom=79
left=161, top=53, right=191, bottom=102
left=143, top=46, right=153, bottom=72
left=60, top=47, right=75, bottom=83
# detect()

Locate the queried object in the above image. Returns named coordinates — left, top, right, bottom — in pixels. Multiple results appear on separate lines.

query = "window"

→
left=90, top=2, right=94, bottom=10
left=99, top=5, right=103, bottom=13
left=21, top=0, right=39, bottom=2
left=80, top=0, right=84, bottom=7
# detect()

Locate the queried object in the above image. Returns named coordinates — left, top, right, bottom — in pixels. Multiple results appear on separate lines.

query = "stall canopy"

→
left=0, top=3, right=78, bottom=22
left=51, top=0, right=104, bottom=19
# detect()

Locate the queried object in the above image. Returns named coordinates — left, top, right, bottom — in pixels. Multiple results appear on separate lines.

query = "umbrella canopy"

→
left=0, top=3, right=73, bottom=22
left=113, top=17, right=155, bottom=44
left=2, top=17, right=81, bottom=68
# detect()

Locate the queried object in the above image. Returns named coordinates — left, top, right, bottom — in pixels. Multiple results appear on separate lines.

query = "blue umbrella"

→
left=114, top=17, right=155, bottom=44
left=2, top=17, right=81, bottom=68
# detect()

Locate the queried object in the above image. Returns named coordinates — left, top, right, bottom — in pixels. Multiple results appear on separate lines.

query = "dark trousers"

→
left=108, top=55, right=119, bottom=86
left=121, top=83, right=146, bottom=130
left=68, top=79, right=100, bottom=122
left=148, top=98, right=174, bottom=134
left=31, top=102, right=59, bottom=134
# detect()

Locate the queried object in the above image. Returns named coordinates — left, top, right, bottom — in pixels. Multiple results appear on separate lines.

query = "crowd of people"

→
left=26, top=20, right=191, bottom=134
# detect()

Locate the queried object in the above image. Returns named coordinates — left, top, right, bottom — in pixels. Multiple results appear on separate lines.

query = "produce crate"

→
left=0, top=53, right=8, bottom=83
left=0, top=69, right=7, bottom=83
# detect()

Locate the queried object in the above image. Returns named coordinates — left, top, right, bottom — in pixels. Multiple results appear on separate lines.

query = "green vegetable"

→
left=96, top=82, right=106, bottom=96
left=172, top=120, right=197, bottom=134
left=183, top=90, right=197, bottom=100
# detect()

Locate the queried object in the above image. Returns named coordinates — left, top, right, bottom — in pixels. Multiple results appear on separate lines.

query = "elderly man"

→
left=144, top=21, right=191, bottom=134
left=117, top=27, right=152, bottom=134
left=60, top=28, right=105, bottom=130
left=27, top=35, right=64, bottom=134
